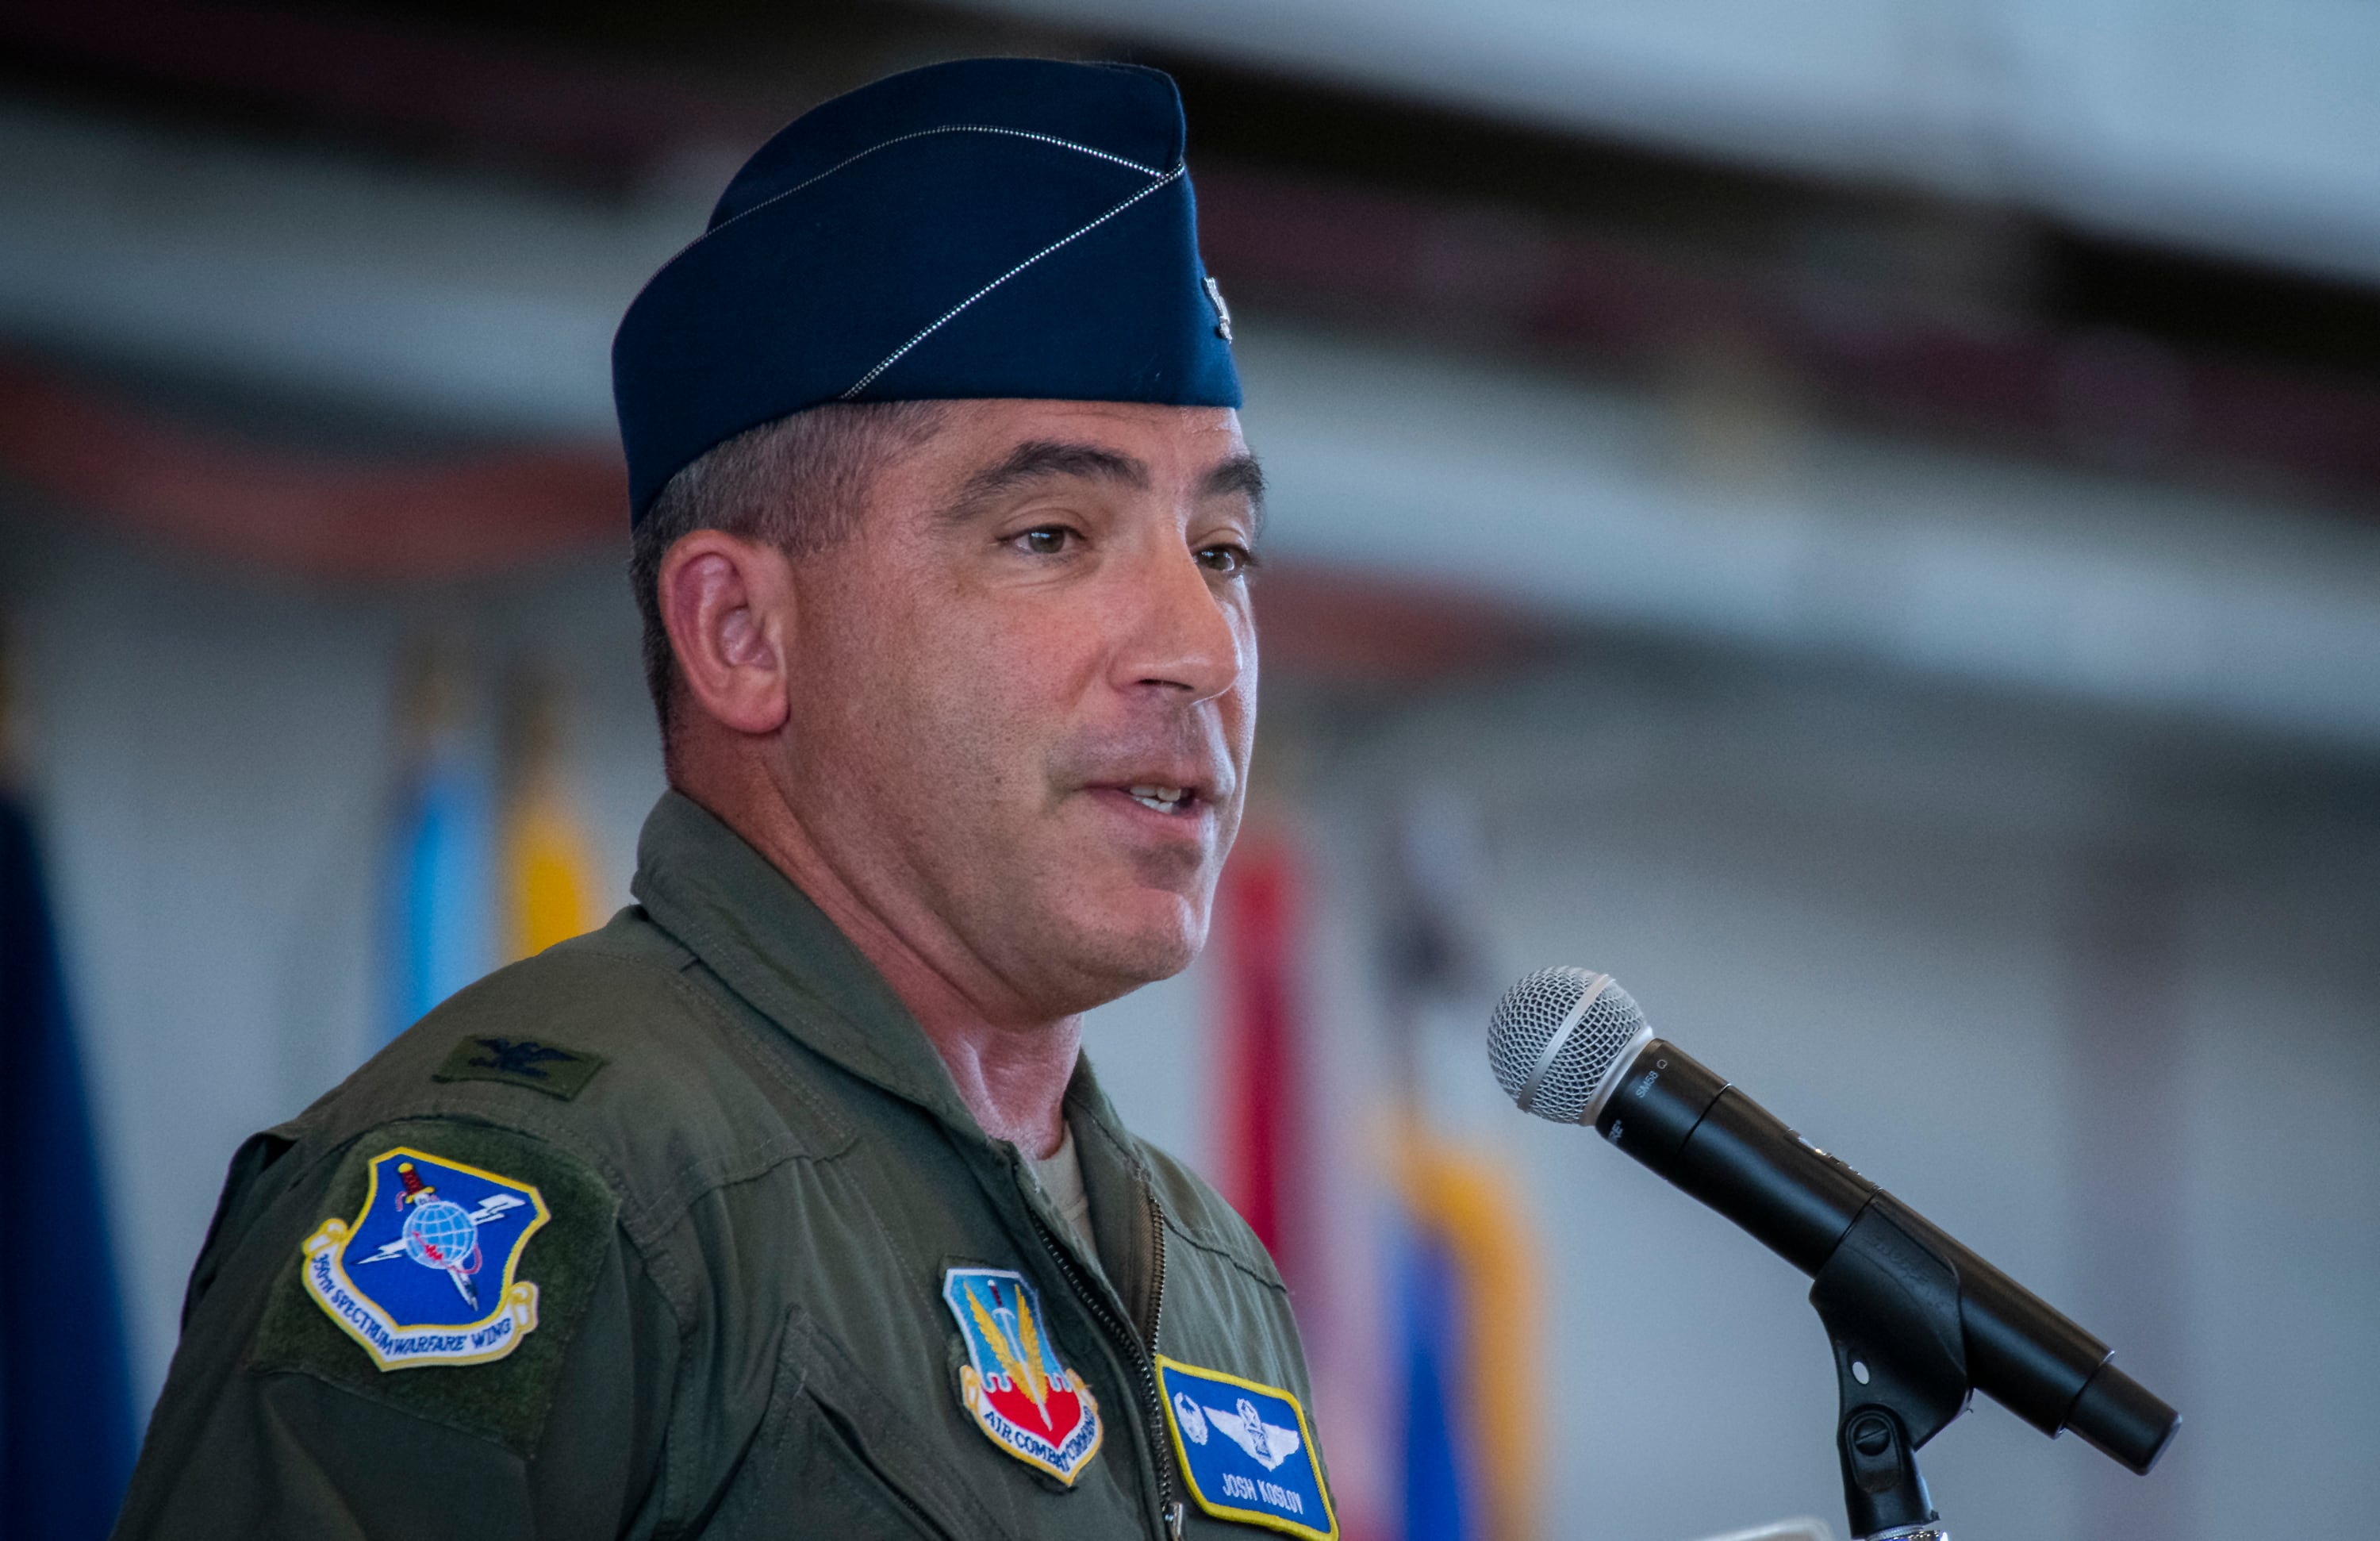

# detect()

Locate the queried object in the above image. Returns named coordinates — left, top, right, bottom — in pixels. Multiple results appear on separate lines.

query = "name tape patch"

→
left=1157, top=1356, right=1337, bottom=1539
left=299, top=1147, right=549, bottom=1370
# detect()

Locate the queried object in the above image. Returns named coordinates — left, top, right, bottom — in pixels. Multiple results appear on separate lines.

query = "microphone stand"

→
left=1806, top=1195, right=1972, bottom=1541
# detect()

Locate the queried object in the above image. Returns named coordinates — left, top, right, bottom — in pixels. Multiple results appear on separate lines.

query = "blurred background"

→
left=2, top=2, right=2377, bottom=1538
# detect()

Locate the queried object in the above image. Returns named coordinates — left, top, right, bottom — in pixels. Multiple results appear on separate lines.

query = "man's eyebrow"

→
left=1201, top=453, right=1266, bottom=533
left=946, top=440, right=1150, bottom=520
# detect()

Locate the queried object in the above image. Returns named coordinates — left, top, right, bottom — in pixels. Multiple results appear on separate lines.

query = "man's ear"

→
left=658, top=529, right=794, bottom=737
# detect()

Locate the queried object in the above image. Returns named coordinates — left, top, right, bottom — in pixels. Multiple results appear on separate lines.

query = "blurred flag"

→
left=1213, top=800, right=1541, bottom=1541
left=1218, top=825, right=1399, bottom=1539
left=498, top=671, right=597, bottom=962
left=1217, top=831, right=1310, bottom=1291
left=1390, top=1128, right=1539, bottom=1541
left=1380, top=788, right=1539, bottom=1541
left=378, top=643, right=493, bottom=1047
left=0, top=790, right=137, bottom=1538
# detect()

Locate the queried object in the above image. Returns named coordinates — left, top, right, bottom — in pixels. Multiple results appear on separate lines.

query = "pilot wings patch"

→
left=1197, top=1395, right=1303, bottom=1470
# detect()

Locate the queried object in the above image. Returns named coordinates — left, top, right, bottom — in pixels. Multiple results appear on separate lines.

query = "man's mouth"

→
left=1126, top=783, right=1192, bottom=815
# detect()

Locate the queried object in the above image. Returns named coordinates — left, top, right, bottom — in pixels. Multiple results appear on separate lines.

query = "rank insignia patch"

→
left=1157, top=1357, right=1338, bottom=1539
left=432, top=1036, right=606, bottom=1100
left=298, top=1147, right=550, bottom=1371
left=941, top=1266, right=1104, bottom=1485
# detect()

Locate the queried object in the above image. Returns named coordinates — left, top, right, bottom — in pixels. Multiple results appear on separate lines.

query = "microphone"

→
left=1487, top=965, right=2179, bottom=1477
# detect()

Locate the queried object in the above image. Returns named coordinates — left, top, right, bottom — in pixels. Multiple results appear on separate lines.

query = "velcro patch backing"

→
left=251, top=1119, right=616, bottom=1455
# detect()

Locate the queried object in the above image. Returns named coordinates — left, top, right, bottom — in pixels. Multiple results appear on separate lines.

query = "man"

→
left=115, top=59, right=1333, bottom=1540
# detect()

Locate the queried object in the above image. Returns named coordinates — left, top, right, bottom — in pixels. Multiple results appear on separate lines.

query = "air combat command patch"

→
left=299, top=1147, right=550, bottom=1370
left=942, top=1266, right=1104, bottom=1485
left=1157, top=1356, right=1337, bottom=1539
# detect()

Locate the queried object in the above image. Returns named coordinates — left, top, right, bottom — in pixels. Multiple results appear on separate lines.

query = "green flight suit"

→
left=113, top=790, right=1330, bottom=1539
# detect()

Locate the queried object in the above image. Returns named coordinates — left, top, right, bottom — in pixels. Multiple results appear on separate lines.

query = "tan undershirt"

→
left=1027, top=1121, right=1099, bottom=1265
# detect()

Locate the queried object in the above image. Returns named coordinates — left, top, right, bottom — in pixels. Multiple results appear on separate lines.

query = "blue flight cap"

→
left=612, top=57, right=1244, bottom=525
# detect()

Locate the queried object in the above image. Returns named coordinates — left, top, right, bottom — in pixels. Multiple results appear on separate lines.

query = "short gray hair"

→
left=628, top=400, right=947, bottom=751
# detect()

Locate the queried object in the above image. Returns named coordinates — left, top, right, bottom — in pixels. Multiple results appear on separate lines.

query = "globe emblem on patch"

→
left=301, top=1147, right=551, bottom=1372
left=400, top=1196, right=482, bottom=1308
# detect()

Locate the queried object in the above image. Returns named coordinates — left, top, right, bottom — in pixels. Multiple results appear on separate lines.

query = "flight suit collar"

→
left=1066, top=1063, right=1165, bottom=1346
left=629, top=790, right=1165, bottom=1339
left=628, top=788, right=981, bottom=1134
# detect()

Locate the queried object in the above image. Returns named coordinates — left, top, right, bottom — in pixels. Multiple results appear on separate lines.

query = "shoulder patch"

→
left=1157, top=1356, right=1337, bottom=1539
left=252, top=1120, right=616, bottom=1454
left=297, top=1147, right=548, bottom=1370
left=433, top=1035, right=607, bottom=1099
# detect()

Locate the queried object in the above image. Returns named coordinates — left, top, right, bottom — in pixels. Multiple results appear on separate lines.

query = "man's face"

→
left=776, top=400, right=1261, bottom=1018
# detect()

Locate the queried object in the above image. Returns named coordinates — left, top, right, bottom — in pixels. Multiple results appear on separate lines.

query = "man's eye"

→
left=1197, top=544, right=1255, bottom=576
left=1014, top=528, right=1076, bottom=555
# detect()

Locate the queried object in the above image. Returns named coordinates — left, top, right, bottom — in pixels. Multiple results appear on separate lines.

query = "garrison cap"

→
left=612, top=57, right=1244, bottom=524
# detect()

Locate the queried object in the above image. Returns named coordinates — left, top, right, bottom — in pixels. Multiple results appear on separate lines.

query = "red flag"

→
left=1217, top=831, right=1308, bottom=1293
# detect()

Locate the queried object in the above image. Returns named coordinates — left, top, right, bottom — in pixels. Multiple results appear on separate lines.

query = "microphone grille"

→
left=1488, top=966, right=1649, bottom=1124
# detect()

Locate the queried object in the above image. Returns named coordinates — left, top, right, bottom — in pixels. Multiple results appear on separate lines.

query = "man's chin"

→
left=1021, top=897, right=1205, bottom=1013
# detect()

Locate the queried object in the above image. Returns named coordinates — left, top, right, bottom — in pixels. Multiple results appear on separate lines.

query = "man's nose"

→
left=1115, top=542, right=1248, bottom=704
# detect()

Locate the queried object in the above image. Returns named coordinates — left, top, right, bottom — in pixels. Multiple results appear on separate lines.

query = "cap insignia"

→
left=1204, top=275, right=1235, bottom=341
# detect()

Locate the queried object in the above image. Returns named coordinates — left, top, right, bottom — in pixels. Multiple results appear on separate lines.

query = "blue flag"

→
left=380, top=742, right=495, bottom=1047
left=1397, top=1224, right=1474, bottom=1541
left=0, top=793, right=136, bottom=1538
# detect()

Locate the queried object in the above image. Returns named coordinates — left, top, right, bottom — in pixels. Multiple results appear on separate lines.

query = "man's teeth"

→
left=1127, top=784, right=1187, bottom=813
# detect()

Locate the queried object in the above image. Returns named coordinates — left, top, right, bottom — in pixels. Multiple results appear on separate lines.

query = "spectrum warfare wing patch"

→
left=251, top=1121, right=613, bottom=1453
left=942, top=1266, right=1104, bottom=1485
left=1157, top=1356, right=1337, bottom=1539
left=298, top=1147, right=549, bottom=1370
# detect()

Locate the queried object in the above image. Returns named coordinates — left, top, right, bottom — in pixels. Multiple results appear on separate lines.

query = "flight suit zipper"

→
left=1030, top=1191, right=1181, bottom=1539
left=1146, top=1196, right=1175, bottom=1538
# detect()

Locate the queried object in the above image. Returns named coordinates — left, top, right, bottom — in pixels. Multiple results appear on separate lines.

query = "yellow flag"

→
left=500, top=674, right=597, bottom=962
left=502, top=789, right=594, bottom=959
